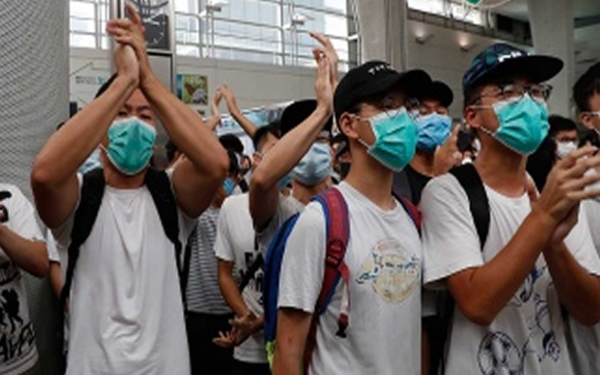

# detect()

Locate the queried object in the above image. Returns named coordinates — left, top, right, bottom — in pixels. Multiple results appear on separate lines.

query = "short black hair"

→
left=573, top=62, right=600, bottom=112
left=95, top=74, right=118, bottom=98
left=219, top=134, right=244, bottom=154
left=165, top=139, right=179, bottom=163
left=252, top=122, right=279, bottom=151
left=579, top=128, right=600, bottom=148
left=526, top=135, right=556, bottom=192
left=548, top=115, right=577, bottom=138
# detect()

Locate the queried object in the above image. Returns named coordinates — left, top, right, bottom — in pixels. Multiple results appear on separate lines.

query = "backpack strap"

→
left=393, top=191, right=422, bottom=234
left=304, top=188, right=350, bottom=372
left=448, top=163, right=490, bottom=248
left=181, top=225, right=196, bottom=307
left=61, top=168, right=105, bottom=310
left=143, top=168, right=185, bottom=305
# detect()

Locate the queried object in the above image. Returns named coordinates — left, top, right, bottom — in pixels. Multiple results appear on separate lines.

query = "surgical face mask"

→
left=556, top=141, right=577, bottom=159
left=478, top=94, right=549, bottom=155
left=278, top=174, right=291, bottom=190
left=291, top=142, right=332, bottom=186
left=223, top=178, right=236, bottom=196
left=78, top=148, right=102, bottom=174
left=415, top=113, right=452, bottom=152
left=357, top=107, right=418, bottom=172
left=103, top=117, right=157, bottom=175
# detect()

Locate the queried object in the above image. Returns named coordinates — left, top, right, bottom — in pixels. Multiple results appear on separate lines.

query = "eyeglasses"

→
left=582, top=111, right=600, bottom=118
left=359, top=95, right=419, bottom=120
left=475, top=83, right=553, bottom=103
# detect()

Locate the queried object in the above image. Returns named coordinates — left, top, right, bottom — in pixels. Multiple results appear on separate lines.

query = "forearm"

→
left=32, top=75, right=137, bottom=186
left=272, top=308, right=311, bottom=375
left=48, top=262, right=63, bottom=298
left=229, top=106, right=258, bottom=138
left=449, top=209, right=555, bottom=325
left=206, top=115, right=221, bottom=132
left=0, top=226, right=48, bottom=278
left=141, top=75, right=227, bottom=177
left=218, top=273, right=251, bottom=318
left=544, top=242, right=600, bottom=325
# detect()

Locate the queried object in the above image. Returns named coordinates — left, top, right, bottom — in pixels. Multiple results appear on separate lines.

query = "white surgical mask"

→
left=556, top=141, right=577, bottom=159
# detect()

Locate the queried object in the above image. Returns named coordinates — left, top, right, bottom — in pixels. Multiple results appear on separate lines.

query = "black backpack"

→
left=429, top=163, right=490, bottom=375
left=59, top=167, right=186, bottom=312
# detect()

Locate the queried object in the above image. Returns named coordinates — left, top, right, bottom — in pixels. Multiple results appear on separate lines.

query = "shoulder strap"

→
left=449, top=163, right=490, bottom=249
left=304, top=188, right=350, bottom=373
left=393, top=192, right=422, bottom=234
left=61, top=168, right=105, bottom=308
left=143, top=168, right=185, bottom=302
left=181, top=225, right=196, bottom=301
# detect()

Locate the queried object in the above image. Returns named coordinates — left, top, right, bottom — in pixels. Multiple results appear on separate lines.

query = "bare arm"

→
left=109, top=5, right=228, bottom=218
left=31, top=46, right=139, bottom=229
left=217, top=259, right=251, bottom=318
left=205, top=91, right=222, bottom=131
left=0, top=224, right=47, bottom=278
left=272, top=308, right=312, bottom=375
left=48, top=262, right=62, bottom=298
left=218, top=85, right=259, bottom=138
left=249, top=53, right=333, bottom=230
left=448, top=147, right=600, bottom=326
left=543, top=208, right=600, bottom=325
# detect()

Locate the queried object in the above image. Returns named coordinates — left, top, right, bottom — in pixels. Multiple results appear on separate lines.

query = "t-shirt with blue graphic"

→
left=421, top=173, right=600, bottom=375
left=278, top=181, right=422, bottom=375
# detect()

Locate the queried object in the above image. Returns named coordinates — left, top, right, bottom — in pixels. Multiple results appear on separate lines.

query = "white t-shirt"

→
left=53, top=175, right=195, bottom=375
left=278, top=182, right=422, bottom=375
left=0, top=184, right=43, bottom=375
left=566, top=198, right=600, bottom=375
left=421, top=174, right=600, bottom=375
left=256, top=193, right=304, bottom=256
left=214, top=193, right=266, bottom=363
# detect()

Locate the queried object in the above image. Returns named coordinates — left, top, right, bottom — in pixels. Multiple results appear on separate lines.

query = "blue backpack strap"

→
left=304, top=188, right=350, bottom=370
left=263, top=212, right=301, bottom=355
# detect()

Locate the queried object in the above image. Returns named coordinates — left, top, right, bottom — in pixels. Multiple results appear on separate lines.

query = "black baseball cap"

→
left=219, top=133, right=244, bottom=154
left=279, top=99, right=332, bottom=138
left=462, top=43, right=563, bottom=97
left=333, top=60, right=431, bottom=121
left=420, top=80, right=454, bottom=108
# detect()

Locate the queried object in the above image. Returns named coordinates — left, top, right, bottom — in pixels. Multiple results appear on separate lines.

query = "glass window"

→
left=70, top=33, right=97, bottom=48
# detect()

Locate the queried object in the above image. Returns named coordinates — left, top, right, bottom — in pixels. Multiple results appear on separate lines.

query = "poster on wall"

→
left=177, top=74, right=209, bottom=105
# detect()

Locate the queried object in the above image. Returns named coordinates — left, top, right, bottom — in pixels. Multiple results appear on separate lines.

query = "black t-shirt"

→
left=392, top=164, right=432, bottom=206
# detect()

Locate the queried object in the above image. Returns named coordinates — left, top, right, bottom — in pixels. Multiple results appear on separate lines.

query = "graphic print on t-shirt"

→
left=477, top=266, right=559, bottom=375
left=241, top=251, right=264, bottom=305
left=0, top=262, right=35, bottom=365
left=356, top=238, right=420, bottom=303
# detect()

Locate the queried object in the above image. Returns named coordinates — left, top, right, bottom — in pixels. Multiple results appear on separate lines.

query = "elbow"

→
left=571, top=308, right=600, bottom=327
left=30, top=161, right=53, bottom=192
left=458, top=300, right=497, bottom=327
left=249, top=167, right=271, bottom=195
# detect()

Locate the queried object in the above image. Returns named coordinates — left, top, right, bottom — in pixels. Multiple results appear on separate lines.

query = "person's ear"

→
left=464, top=106, right=480, bottom=130
left=339, top=113, right=358, bottom=140
left=580, top=112, right=595, bottom=130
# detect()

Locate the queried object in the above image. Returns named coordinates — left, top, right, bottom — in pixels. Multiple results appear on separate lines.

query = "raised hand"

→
left=537, top=146, right=600, bottom=224
left=310, top=32, right=339, bottom=89
left=106, top=2, right=152, bottom=85
left=217, top=85, right=239, bottom=114
left=433, top=125, right=461, bottom=175
left=313, top=50, right=333, bottom=114
left=211, top=91, right=222, bottom=118
left=113, top=43, right=139, bottom=86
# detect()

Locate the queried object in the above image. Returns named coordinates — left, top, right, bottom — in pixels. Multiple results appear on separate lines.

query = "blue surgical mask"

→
left=278, top=174, right=291, bottom=190
left=358, top=107, right=418, bottom=172
left=415, top=113, right=452, bottom=152
left=223, top=178, right=236, bottom=196
left=79, top=148, right=102, bottom=174
left=104, top=117, right=157, bottom=175
left=291, top=142, right=332, bottom=186
left=480, top=94, right=549, bottom=155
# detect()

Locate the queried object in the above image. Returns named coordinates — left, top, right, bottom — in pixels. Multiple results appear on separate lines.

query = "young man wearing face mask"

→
left=393, top=80, right=460, bottom=205
left=213, top=124, right=280, bottom=375
left=549, top=114, right=578, bottom=159
left=272, top=61, right=429, bottom=375
left=31, top=4, right=228, bottom=375
left=421, top=43, right=600, bottom=375
left=564, top=61, right=600, bottom=375
left=249, top=32, right=339, bottom=248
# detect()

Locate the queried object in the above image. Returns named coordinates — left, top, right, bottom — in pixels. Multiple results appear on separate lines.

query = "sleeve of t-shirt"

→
left=421, top=174, right=484, bottom=288
left=277, top=201, right=326, bottom=313
left=214, top=198, right=235, bottom=262
left=46, top=229, right=60, bottom=263
left=4, top=184, right=44, bottom=242
left=563, top=208, right=600, bottom=276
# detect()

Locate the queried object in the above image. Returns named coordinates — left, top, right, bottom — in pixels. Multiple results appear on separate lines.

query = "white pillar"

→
left=527, top=0, right=574, bottom=117
left=355, top=0, right=408, bottom=70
